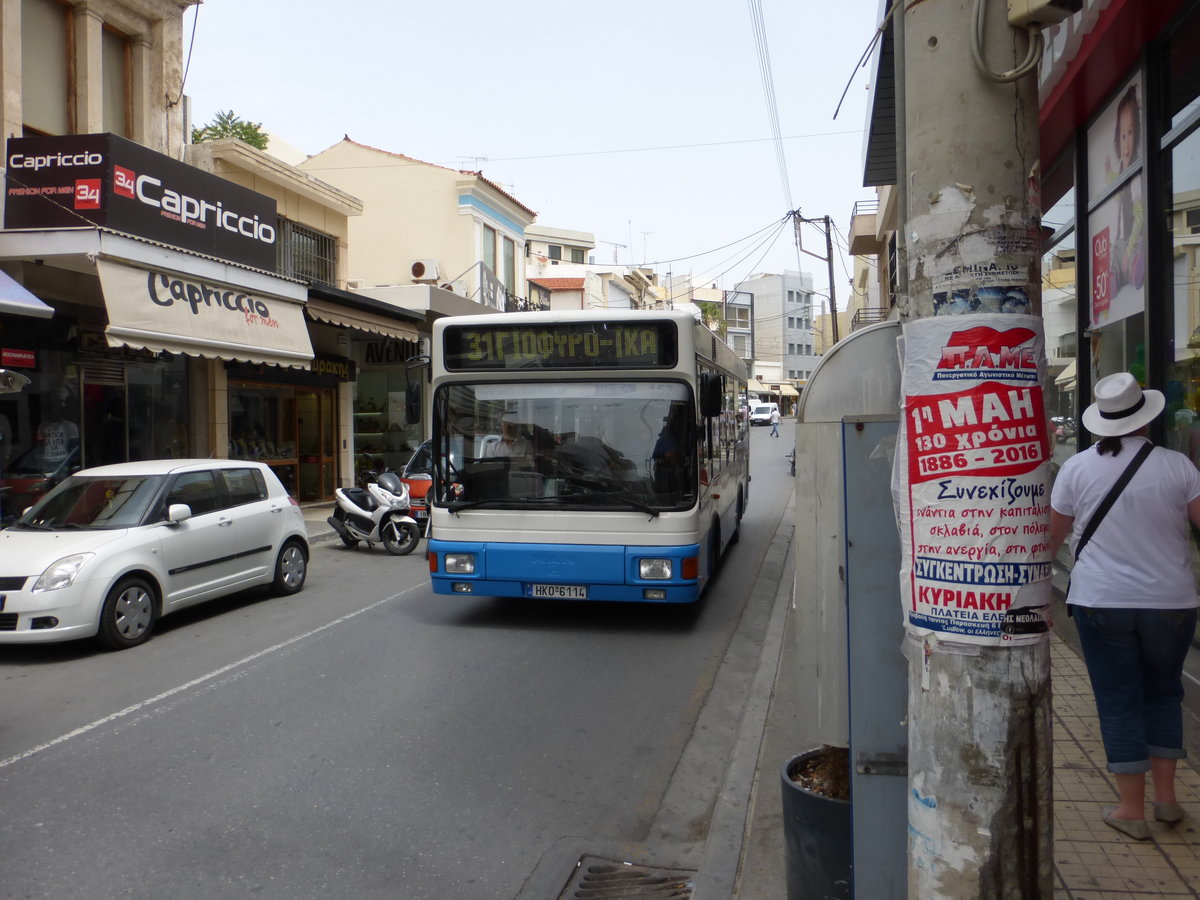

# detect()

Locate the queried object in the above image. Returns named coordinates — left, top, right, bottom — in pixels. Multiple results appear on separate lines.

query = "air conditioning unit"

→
left=345, top=278, right=364, bottom=290
left=410, top=259, right=440, bottom=282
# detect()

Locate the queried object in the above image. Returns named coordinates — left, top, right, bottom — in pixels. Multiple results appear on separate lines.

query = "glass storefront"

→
left=352, top=337, right=423, bottom=481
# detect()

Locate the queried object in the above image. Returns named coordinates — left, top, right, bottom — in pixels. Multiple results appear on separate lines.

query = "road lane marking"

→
left=0, top=588, right=417, bottom=771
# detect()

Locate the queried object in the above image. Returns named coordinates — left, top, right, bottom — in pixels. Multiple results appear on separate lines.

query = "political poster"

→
left=896, top=315, right=1053, bottom=645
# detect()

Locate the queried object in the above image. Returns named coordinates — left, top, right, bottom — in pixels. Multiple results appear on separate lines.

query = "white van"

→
left=749, top=402, right=779, bottom=426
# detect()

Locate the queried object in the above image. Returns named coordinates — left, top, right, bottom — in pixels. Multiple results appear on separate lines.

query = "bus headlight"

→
left=444, top=553, right=476, bottom=575
left=639, top=558, right=672, bottom=580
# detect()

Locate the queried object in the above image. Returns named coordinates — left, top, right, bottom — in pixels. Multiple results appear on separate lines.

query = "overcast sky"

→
left=183, top=0, right=881, bottom=304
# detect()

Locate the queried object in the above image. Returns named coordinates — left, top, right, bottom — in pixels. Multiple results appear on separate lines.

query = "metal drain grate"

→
left=559, top=855, right=695, bottom=899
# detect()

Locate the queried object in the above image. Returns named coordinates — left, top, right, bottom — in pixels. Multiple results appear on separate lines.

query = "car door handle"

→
left=218, top=518, right=234, bottom=527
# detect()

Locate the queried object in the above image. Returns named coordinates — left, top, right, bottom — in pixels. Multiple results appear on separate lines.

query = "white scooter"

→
left=327, top=471, right=421, bottom=555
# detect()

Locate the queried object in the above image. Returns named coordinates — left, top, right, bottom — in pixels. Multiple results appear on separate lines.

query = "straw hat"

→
left=1081, top=372, right=1164, bottom=437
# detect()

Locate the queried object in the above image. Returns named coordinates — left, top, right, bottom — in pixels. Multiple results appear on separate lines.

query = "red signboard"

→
left=1, top=348, right=35, bottom=368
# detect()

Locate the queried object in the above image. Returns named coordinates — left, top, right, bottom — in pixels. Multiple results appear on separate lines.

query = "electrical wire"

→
left=833, top=0, right=902, bottom=120
left=167, top=4, right=200, bottom=108
left=970, top=0, right=1041, bottom=83
left=746, top=0, right=792, bottom=210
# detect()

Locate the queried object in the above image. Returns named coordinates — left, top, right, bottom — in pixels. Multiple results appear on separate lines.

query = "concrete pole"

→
left=900, top=1, right=1052, bottom=896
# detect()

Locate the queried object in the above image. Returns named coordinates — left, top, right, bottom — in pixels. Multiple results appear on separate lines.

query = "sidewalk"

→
left=736, top=605, right=1200, bottom=898
left=298, top=501, right=336, bottom=544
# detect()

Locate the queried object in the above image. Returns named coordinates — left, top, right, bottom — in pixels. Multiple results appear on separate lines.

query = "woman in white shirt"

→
left=1050, top=372, right=1200, bottom=839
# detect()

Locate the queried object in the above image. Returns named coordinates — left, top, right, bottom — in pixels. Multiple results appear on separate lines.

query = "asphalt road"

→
left=0, top=426, right=796, bottom=900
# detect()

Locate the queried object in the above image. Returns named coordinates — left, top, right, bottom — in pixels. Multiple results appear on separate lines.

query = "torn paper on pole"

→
left=896, top=314, right=1053, bottom=646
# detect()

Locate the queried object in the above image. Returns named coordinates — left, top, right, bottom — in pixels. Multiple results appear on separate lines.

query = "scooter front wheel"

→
left=383, top=519, right=421, bottom=556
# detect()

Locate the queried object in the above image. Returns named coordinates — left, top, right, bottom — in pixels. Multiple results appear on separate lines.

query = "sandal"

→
left=1103, top=805, right=1150, bottom=840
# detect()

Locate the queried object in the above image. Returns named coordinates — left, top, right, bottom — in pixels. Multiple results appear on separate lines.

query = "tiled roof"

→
left=529, top=278, right=585, bottom=291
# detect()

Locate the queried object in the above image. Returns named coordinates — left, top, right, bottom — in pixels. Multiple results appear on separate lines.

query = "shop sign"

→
left=1, top=348, right=34, bottom=367
left=4, top=133, right=277, bottom=270
left=96, top=259, right=313, bottom=368
left=312, top=355, right=355, bottom=381
left=360, top=338, right=420, bottom=365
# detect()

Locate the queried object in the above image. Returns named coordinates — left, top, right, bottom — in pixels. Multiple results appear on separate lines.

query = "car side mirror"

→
left=167, top=503, right=191, bottom=524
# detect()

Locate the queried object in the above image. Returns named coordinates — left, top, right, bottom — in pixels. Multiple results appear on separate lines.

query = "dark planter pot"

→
left=781, top=750, right=852, bottom=900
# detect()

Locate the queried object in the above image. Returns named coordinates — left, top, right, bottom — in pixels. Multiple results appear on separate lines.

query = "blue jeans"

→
left=770, top=422, right=779, bottom=436
left=1072, top=606, right=1197, bottom=773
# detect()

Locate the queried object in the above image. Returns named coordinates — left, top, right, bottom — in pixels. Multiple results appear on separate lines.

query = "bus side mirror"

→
left=700, top=373, right=723, bottom=418
left=405, top=382, right=421, bottom=425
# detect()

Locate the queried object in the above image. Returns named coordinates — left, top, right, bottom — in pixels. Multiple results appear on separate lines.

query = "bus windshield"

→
left=433, top=380, right=696, bottom=511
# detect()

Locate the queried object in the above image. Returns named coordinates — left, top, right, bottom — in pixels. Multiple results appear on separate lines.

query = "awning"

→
left=305, top=296, right=420, bottom=342
left=0, top=269, right=54, bottom=319
left=1055, top=360, right=1077, bottom=387
left=780, top=385, right=800, bottom=397
left=748, top=379, right=769, bottom=393
left=97, top=259, right=314, bottom=368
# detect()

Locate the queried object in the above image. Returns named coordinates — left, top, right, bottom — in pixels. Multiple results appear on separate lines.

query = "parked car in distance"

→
left=0, top=459, right=308, bottom=650
left=400, top=439, right=461, bottom=527
left=0, top=442, right=81, bottom=526
left=749, top=402, right=779, bottom=426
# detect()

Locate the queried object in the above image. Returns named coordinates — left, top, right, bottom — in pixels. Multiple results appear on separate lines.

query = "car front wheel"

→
left=96, top=576, right=157, bottom=650
left=270, top=540, right=308, bottom=595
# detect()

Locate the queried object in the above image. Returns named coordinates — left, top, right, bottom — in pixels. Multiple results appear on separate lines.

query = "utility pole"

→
left=899, top=0, right=1051, bottom=896
left=795, top=212, right=839, bottom=344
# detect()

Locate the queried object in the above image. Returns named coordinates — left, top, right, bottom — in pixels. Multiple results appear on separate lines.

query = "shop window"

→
left=1085, top=72, right=1147, bottom=392
left=354, top=368, right=420, bottom=478
left=229, top=383, right=298, bottom=494
left=1164, top=126, right=1200, bottom=465
left=21, top=0, right=72, bottom=135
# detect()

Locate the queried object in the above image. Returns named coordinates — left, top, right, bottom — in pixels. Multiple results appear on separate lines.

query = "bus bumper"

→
left=427, top=539, right=702, bottom=604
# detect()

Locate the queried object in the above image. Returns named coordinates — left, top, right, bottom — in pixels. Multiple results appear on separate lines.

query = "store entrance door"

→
left=297, top=388, right=336, bottom=501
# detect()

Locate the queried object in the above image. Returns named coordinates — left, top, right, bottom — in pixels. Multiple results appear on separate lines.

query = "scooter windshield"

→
left=431, top=381, right=696, bottom=512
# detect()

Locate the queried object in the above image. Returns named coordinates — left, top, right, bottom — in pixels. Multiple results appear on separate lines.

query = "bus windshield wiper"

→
left=447, top=492, right=661, bottom=518
left=556, top=491, right=660, bottom=518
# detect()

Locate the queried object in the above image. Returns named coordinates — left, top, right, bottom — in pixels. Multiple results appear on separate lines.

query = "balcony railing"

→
left=850, top=308, right=890, bottom=331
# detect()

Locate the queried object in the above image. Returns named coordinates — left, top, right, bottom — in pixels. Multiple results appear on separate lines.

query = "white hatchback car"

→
left=0, top=459, right=309, bottom=650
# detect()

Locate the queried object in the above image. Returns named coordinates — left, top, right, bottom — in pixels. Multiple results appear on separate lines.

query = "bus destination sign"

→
left=443, top=321, right=678, bottom=370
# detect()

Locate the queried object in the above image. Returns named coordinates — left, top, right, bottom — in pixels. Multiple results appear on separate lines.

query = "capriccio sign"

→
left=146, top=271, right=276, bottom=325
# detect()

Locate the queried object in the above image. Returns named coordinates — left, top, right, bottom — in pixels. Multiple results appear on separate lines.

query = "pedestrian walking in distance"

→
left=1049, top=372, right=1200, bottom=840
left=769, top=408, right=781, bottom=438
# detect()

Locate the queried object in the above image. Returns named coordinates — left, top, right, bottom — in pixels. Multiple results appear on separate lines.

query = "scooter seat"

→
left=343, top=486, right=377, bottom=512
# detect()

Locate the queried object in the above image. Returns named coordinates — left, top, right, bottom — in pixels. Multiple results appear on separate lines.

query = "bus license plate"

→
left=528, top=584, right=588, bottom=600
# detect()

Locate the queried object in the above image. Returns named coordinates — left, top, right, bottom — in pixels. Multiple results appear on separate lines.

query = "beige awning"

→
left=305, top=296, right=420, bottom=342
left=748, top=379, right=769, bottom=392
left=1054, top=360, right=1076, bottom=387
left=780, top=385, right=800, bottom=397
left=97, top=259, right=313, bottom=368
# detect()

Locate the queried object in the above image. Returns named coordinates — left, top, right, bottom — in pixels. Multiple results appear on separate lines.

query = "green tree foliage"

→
left=191, top=110, right=269, bottom=150
left=697, top=300, right=728, bottom=337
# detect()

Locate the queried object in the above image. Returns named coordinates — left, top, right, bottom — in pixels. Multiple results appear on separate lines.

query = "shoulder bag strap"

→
left=1074, top=440, right=1153, bottom=562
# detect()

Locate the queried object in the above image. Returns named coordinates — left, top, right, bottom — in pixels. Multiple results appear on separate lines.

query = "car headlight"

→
left=33, top=553, right=95, bottom=592
left=639, top=558, right=672, bottom=580
left=444, top=553, right=476, bottom=574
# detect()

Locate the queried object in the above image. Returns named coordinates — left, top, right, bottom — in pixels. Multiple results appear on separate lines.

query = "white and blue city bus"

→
left=425, top=308, right=749, bottom=603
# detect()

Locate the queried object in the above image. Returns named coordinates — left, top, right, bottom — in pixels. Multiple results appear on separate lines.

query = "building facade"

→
left=860, top=0, right=1200, bottom=460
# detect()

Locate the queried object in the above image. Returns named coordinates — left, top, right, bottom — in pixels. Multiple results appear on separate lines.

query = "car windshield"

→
left=432, top=381, right=696, bottom=511
left=12, top=475, right=165, bottom=530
